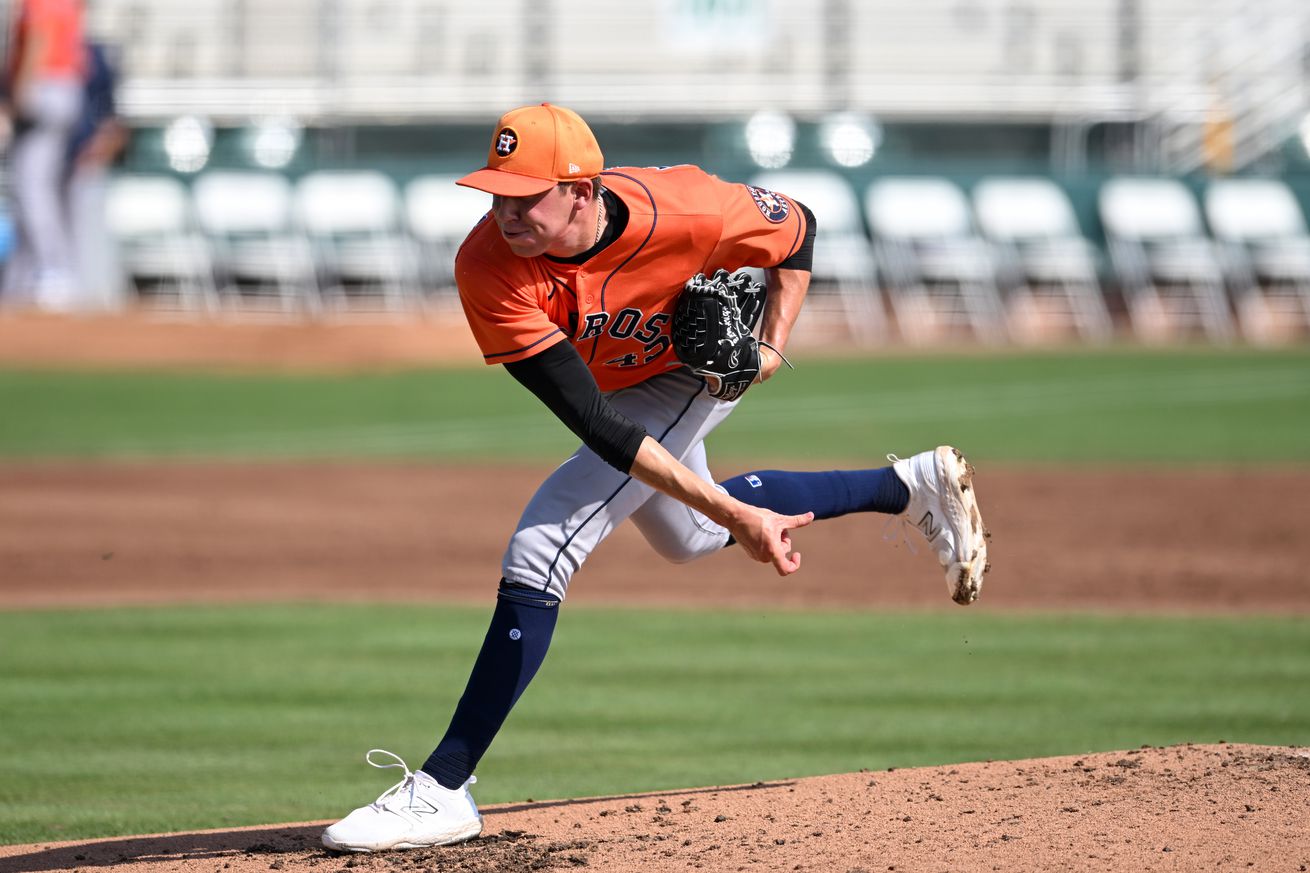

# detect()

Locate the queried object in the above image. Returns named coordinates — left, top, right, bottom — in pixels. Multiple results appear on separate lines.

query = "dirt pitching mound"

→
left=2, top=745, right=1306, bottom=873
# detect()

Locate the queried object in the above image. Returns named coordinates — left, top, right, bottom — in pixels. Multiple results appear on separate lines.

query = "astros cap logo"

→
left=457, top=103, right=604, bottom=198
left=495, top=129, right=518, bottom=157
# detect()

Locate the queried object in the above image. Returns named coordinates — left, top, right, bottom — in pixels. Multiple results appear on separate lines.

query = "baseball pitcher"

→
left=322, top=103, right=990, bottom=852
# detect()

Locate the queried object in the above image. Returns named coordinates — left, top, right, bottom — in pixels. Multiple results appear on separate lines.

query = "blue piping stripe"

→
left=586, top=171, right=658, bottom=366
left=540, top=378, right=703, bottom=592
left=484, top=329, right=564, bottom=360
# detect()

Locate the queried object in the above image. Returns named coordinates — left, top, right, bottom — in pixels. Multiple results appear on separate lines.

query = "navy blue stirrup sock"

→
left=422, top=582, right=560, bottom=790
left=720, top=467, right=909, bottom=519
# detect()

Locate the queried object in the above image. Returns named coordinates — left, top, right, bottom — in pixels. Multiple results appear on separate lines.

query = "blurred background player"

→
left=64, top=36, right=127, bottom=310
left=1, top=0, right=85, bottom=309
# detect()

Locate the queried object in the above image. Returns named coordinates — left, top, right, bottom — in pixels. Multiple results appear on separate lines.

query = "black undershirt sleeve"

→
left=504, top=340, right=649, bottom=473
left=775, top=199, right=817, bottom=272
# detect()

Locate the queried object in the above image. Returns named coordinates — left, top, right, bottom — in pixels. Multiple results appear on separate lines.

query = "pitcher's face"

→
left=491, top=184, right=578, bottom=258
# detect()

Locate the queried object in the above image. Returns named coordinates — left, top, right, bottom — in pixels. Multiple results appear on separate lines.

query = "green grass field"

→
left=1, top=605, right=1307, bottom=844
left=1, top=346, right=1308, bottom=845
left=0, top=346, right=1307, bottom=463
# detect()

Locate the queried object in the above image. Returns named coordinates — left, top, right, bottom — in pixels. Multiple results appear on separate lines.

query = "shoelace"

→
left=881, top=514, right=920, bottom=556
left=881, top=454, right=920, bottom=557
left=365, top=749, right=419, bottom=811
left=364, top=749, right=475, bottom=810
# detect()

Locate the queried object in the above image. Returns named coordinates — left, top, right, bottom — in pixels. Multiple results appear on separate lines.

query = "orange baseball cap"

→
left=456, top=103, right=604, bottom=197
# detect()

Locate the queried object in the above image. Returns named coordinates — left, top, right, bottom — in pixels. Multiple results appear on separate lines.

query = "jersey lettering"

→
left=576, top=308, right=675, bottom=367
left=641, top=335, right=671, bottom=364
left=633, top=312, right=670, bottom=343
left=609, top=308, right=642, bottom=340
left=578, top=312, right=609, bottom=341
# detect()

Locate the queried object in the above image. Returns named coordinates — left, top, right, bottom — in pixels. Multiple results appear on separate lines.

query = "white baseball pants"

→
left=502, top=368, right=735, bottom=600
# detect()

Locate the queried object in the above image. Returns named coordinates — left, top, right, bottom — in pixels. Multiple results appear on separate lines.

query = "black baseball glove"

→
left=671, top=269, right=770, bottom=402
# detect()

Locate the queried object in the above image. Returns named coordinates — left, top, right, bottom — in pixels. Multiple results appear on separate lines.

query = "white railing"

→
left=84, top=0, right=1307, bottom=138
left=1146, top=0, right=1309, bottom=173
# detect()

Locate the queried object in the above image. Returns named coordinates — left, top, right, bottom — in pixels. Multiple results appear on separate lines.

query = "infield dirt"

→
left=1, top=744, right=1307, bottom=872
left=1, top=460, right=1307, bottom=613
left=2, top=311, right=1308, bottom=870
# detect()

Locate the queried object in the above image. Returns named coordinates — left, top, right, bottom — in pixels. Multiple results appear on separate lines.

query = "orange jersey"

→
left=9, top=0, right=85, bottom=80
left=455, top=165, right=807, bottom=392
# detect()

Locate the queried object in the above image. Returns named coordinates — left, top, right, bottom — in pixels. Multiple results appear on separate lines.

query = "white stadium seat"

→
left=973, top=177, right=1113, bottom=342
left=1204, top=177, right=1310, bottom=342
left=404, top=175, right=492, bottom=302
left=865, top=176, right=1007, bottom=344
left=105, top=174, right=219, bottom=312
left=1099, top=178, right=1234, bottom=342
left=192, top=170, right=321, bottom=316
left=749, top=169, right=885, bottom=343
left=294, top=170, right=421, bottom=314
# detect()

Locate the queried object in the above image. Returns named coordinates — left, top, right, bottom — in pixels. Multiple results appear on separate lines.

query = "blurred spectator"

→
left=64, top=38, right=127, bottom=310
left=1, top=0, right=85, bottom=310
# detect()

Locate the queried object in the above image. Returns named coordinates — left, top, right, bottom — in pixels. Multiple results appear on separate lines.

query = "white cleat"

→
left=890, top=446, right=991, bottom=605
left=321, top=750, right=483, bottom=852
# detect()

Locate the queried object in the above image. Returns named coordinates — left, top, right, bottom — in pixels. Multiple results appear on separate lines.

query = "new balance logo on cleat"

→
left=915, top=511, right=941, bottom=542
left=405, top=797, right=442, bottom=817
